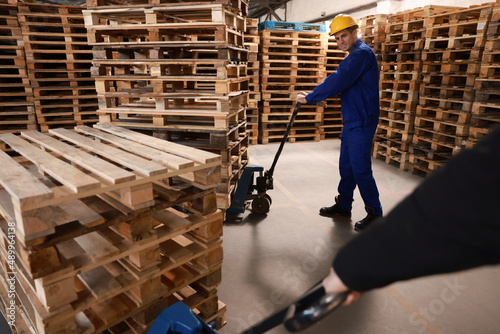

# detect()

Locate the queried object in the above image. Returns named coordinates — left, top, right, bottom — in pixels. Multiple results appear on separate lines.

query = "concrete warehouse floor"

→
left=219, top=138, right=500, bottom=334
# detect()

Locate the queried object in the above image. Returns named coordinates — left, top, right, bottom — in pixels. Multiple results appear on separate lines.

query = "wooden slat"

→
left=49, top=128, right=167, bottom=177
left=75, top=126, right=195, bottom=170
left=78, top=266, right=121, bottom=299
left=0, top=133, right=100, bottom=194
left=93, top=123, right=221, bottom=164
left=74, top=231, right=120, bottom=261
left=56, top=199, right=105, bottom=228
left=0, top=150, right=53, bottom=206
left=21, top=130, right=136, bottom=185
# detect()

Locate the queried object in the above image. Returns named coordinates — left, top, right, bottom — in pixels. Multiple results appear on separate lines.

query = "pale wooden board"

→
left=78, top=266, right=121, bottom=299
left=21, top=130, right=136, bottom=185
left=75, top=126, right=194, bottom=170
left=49, top=128, right=167, bottom=177
left=74, top=231, right=120, bottom=262
left=0, top=133, right=100, bottom=194
left=152, top=208, right=192, bottom=233
left=57, top=199, right=105, bottom=227
left=0, top=144, right=54, bottom=206
left=93, top=123, right=221, bottom=164
left=160, top=239, right=193, bottom=263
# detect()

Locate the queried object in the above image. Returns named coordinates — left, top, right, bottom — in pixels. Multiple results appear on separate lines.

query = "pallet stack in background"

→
left=374, top=6, right=454, bottom=171
left=18, top=2, right=98, bottom=132
left=320, top=36, right=345, bottom=139
left=358, top=14, right=388, bottom=69
left=411, top=3, right=494, bottom=175
left=244, top=17, right=260, bottom=145
left=0, top=124, right=225, bottom=333
left=470, top=1, right=500, bottom=147
left=83, top=0, right=249, bottom=211
left=258, top=21, right=326, bottom=144
left=0, top=0, right=36, bottom=138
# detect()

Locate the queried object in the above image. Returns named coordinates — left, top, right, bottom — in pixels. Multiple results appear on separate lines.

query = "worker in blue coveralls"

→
left=296, top=14, right=382, bottom=232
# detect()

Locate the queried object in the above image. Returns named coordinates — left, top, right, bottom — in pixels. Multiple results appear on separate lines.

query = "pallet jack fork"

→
left=227, top=102, right=302, bottom=214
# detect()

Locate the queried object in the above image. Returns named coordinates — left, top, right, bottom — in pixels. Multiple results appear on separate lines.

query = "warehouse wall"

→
left=261, top=0, right=490, bottom=23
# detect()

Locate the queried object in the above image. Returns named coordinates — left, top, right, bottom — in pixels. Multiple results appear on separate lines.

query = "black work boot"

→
left=319, top=196, right=351, bottom=218
left=354, top=207, right=382, bottom=232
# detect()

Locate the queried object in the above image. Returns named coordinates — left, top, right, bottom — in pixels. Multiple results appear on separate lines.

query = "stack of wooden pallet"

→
left=258, top=21, right=326, bottom=144
left=0, top=124, right=225, bottom=333
left=411, top=3, right=494, bottom=175
left=469, top=1, right=500, bottom=147
left=83, top=0, right=249, bottom=211
left=358, top=14, right=388, bottom=69
left=0, top=1, right=36, bottom=137
left=244, top=18, right=260, bottom=145
left=374, top=6, right=455, bottom=170
left=320, top=36, right=345, bottom=139
left=17, top=2, right=98, bottom=132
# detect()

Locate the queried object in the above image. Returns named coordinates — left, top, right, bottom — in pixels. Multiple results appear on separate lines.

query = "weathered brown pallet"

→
left=424, top=35, right=487, bottom=50
left=422, top=73, right=477, bottom=87
left=380, top=80, right=420, bottom=92
left=260, top=128, right=320, bottom=144
left=408, top=153, right=446, bottom=176
left=416, top=105, right=471, bottom=124
left=382, top=39, right=425, bottom=52
left=420, top=84, right=475, bottom=101
left=380, top=61, right=422, bottom=72
left=84, top=4, right=245, bottom=32
left=422, top=48, right=483, bottom=62
left=412, top=127, right=466, bottom=149
left=385, top=29, right=426, bottom=43
left=418, top=96, right=473, bottom=111
left=388, top=5, right=462, bottom=24
left=85, top=0, right=248, bottom=17
left=424, top=3, right=493, bottom=27
left=380, top=89, right=419, bottom=102
left=380, top=98, right=418, bottom=112
left=373, top=140, right=410, bottom=170
left=415, top=116, right=470, bottom=136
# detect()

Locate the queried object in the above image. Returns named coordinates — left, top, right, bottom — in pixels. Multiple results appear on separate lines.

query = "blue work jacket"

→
left=305, top=39, right=380, bottom=129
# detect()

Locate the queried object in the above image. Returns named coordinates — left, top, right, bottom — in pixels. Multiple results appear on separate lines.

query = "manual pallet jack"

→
left=226, top=102, right=303, bottom=215
left=147, top=282, right=347, bottom=333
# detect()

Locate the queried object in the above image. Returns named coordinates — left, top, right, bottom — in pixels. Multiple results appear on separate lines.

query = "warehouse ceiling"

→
left=248, top=0, right=289, bottom=20
left=31, top=0, right=290, bottom=20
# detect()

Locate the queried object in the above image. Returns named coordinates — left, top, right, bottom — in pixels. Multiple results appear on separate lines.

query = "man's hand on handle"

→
left=296, top=92, right=308, bottom=104
left=322, top=268, right=364, bottom=305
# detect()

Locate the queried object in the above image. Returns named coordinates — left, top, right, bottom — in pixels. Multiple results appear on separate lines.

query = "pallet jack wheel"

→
left=251, top=194, right=272, bottom=214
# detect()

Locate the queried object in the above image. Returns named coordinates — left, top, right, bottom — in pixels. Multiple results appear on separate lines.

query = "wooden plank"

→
left=21, top=130, right=136, bottom=185
left=56, top=199, right=105, bottom=228
left=0, top=149, right=53, bottom=206
left=49, top=128, right=167, bottom=177
left=74, top=231, right=120, bottom=262
left=93, top=123, right=220, bottom=164
left=0, top=133, right=100, bottom=194
left=75, top=126, right=194, bottom=170
left=78, top=266, right=121, bottom=299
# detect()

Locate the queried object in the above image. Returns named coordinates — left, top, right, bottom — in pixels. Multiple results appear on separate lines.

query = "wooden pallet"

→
left=420, top=84, right=475, bottom=102
left=85, top=0, right=249, bottom=17
left=0, top=124, right=224, bottom=333
left=373, top=140, right=410, bottom=170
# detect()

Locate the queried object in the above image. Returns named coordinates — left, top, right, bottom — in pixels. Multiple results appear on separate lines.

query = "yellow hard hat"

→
left=329, top=14, right=358, bottom=36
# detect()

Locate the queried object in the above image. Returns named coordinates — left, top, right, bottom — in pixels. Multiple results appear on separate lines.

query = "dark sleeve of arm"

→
left=305, top=50, right=367, bottom=104
left=333, top=126, right=500, bottom=291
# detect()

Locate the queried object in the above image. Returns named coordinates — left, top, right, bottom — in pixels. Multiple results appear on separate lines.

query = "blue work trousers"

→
left=337, top=125, right=383, bottom=215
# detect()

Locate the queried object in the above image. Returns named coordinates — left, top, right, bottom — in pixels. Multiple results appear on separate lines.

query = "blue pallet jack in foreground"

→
left=227, top=103, right=303, bottom=215
left=148, top=281, right=348, bottom=334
